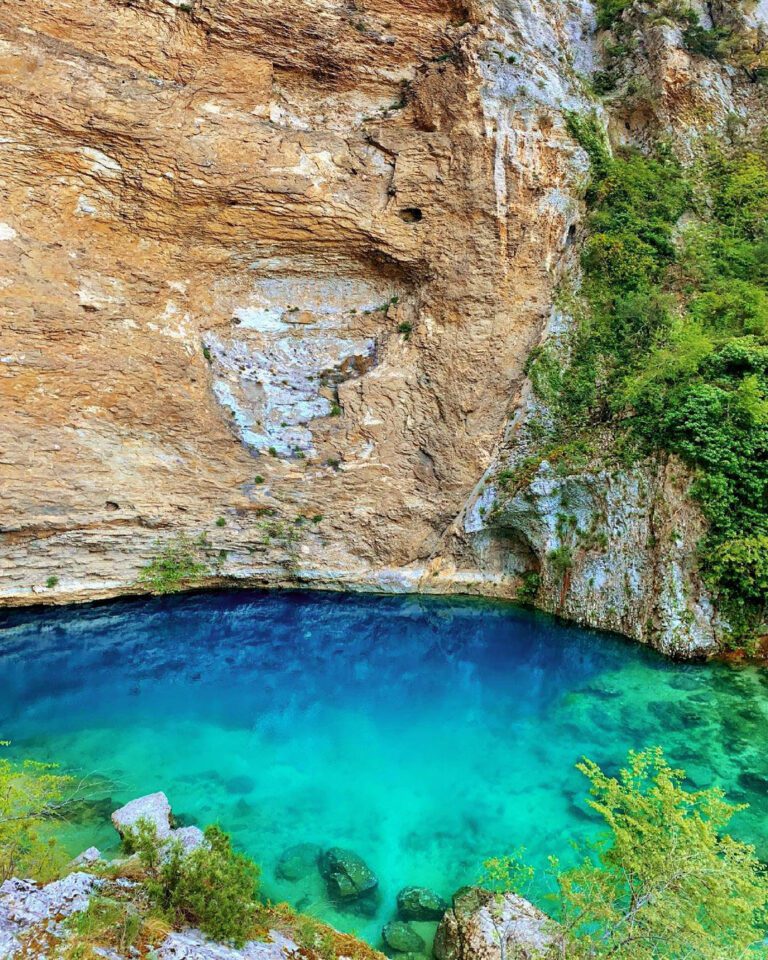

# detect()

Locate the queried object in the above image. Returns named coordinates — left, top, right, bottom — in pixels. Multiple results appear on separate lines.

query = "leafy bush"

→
left=138, top=534, right=211, bottom=595
left=0, top=748, right=75, bottom=883
left=543, top=119, right=768, bottom=643
left=488, top=748, right=768, bottom=958
left=134, top=821, right=260, bottom=947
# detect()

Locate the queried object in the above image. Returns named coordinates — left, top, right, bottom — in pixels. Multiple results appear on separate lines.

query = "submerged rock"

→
left=433, top=887, right=555, bottom=960
left=112, top=791, right=172, bottom=839
left=382, top=920, right=425, bottom=953
left=320, top=847, right=378, bottom=900
left=276, top=843, right=322, bottom=882
left=396, top=885, right=448, bottom=921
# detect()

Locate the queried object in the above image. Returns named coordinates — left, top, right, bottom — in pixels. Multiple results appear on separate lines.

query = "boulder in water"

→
left=111, top=792, right=172, bottom=840
left=320, top=847, right=378, bottom=900
left=397, top=885, right=448, bottom=921
left=276, top=843, right=322, bottom=882
left=382, top=920, right=425, bottom=954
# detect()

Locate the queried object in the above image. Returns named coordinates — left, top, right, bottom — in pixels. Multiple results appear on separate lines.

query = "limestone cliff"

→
left=0, top=0, right=764, bottom=655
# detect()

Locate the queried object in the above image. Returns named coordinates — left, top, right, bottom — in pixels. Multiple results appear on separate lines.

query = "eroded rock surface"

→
left=434, top=887, right=555, bottom=960
left=1, top=0, right=764, bottom=654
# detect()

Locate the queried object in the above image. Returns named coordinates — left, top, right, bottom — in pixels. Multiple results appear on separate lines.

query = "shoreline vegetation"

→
left=2, top=745, right=767, bottom=958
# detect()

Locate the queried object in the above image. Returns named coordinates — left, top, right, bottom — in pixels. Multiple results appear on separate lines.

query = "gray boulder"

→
left=111, top=791, right=172, bottom=839
left=434, top=887, right=556, bottom=960
left=170, top=825, right=206, bottom=856
left=397, top=885, right=448, bottom=921
left=382, top=920, right=425, bottom=953
left=319, top=847, right=378, bottom=900
left=72, top=846, right=102, bottom=866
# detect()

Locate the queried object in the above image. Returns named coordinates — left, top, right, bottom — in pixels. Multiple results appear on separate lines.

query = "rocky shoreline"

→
left=0, top=792, right=551, bottom=960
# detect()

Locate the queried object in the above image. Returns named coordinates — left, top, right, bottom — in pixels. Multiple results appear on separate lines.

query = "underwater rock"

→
left=397, top=885, right=448, bottom=921
left=112, top=791, right=172, bottom=840
left=320, top=847, right=378, bottom=900
left=382, top=920, right=425, bottom=953
left=434, top=887, right=555, bottom=960
left=276, top=843, right=322, bottom=882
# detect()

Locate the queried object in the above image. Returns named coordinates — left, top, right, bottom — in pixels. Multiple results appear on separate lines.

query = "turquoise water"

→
left=2, top=589, right=768, bottom=947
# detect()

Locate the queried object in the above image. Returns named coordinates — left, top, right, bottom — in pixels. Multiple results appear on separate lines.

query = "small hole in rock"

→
left=399, top=207, right=423, bottom=223
left=105, top=500, right=120, bottom=511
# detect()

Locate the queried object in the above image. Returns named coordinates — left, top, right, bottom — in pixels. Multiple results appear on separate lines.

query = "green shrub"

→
left=135, top=822, right=260, bottom=947
left=488, top=748, right=768, bottom=958
left=547, top=123, right=768, bottom=643
left=45, top=575, right=59, bottom=589
left=0, top=749, right=74, bottom=883
left=215, top=517, right=227, bottom=528
left=138, top=535, right=210, bottom=595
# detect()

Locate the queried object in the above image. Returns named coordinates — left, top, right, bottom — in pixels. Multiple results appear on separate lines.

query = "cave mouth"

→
left=398, top=207, right=423, bottom=223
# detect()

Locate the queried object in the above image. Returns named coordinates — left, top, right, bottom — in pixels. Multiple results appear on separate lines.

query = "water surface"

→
left=1, top=589, right=767, bottom=945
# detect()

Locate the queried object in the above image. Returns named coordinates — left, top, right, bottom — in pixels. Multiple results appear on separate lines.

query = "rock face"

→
left=0, top=0, right=764, bottom=654
left=434, top=887, right=555, bottom=960
left=156, top=929, right=300, bottom=960
left=0, top=873, right=102, bottom=957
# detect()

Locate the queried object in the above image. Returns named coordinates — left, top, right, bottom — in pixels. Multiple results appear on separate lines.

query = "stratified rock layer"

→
left=2, top=0, right=764, bottom=655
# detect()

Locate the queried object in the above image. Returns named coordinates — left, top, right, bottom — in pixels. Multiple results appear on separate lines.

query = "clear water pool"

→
left=1, top=589, right=767, bottom=946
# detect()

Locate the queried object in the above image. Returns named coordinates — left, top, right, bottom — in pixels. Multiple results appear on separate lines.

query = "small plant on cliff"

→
left=45, top=575, right=58, bottom=589
left=132, top=820, right=260, bottom=947
left=0, top=746, right=76, bottom=883
left=138, top=535, right=210, bottom=595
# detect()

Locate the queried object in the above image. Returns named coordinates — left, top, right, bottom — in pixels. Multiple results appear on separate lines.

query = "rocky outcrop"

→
left=0, top=792, right=376, bottom=960
left=112, top=790, right=206, bottom=853
left=1, top=0, right=763, bottom=655
left=434, top=887, right=555, bottom=960
left=0, top=873, right=103, bottom=958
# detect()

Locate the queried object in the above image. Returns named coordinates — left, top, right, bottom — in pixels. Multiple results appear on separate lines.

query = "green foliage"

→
left=488, top=748, right=768, bottom=958
left=138, top=534, right=210, bottom=595
left=556, top=748, right=768, bottom=958
left=547, top=123, right=768, bottom=642
left=135, top=821, right=260, bottom=947
left=0, top=748, right=75, bottom=883
left=254, top=475, right=265, bottom=484
left=594, top=0, right=634, bottom=30
left=215, top=516, right=227, bottom=528
left=565, top=111, right=611, bottom=175
left=516, top=571, right=541, bottom=605
left=480, top=849, right=534, bottom=894
left=46, top=575, right=59, bottom=589
left=66, top=896, right=142, bottom=955
left=682, top=23, right=729, bottom=60
left=397, top=321, right=413, bottom=339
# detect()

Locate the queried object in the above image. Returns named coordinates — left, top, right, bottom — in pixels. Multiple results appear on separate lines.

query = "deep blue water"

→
left=1, top=589, right=767, bottom=946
